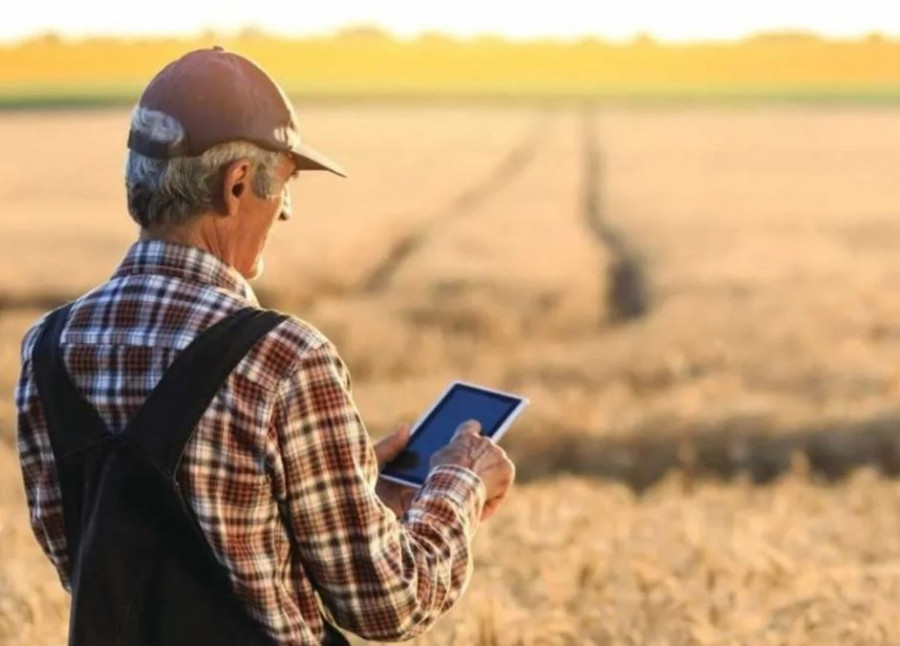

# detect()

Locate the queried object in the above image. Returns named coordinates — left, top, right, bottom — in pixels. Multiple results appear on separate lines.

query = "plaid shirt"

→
left=15, top=240, right=486, bottom=644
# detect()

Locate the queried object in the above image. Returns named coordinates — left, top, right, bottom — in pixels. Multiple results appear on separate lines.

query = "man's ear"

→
left=221, top=158, right=252, bottom=217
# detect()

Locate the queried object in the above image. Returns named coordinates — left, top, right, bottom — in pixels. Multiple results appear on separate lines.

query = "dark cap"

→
left=127, top=46, right=347, bottom=178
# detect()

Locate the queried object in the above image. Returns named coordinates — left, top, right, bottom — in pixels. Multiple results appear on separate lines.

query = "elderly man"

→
left=15, top=47, right=515, bottom=646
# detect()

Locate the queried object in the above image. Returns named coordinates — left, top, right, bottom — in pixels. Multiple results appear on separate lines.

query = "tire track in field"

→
left=360, top=113, right=553, bottom=294
left=582, top=108, right=650, bottom=323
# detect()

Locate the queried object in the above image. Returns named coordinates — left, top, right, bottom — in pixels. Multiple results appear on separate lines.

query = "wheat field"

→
left=2, top=104, right=900, bottom=644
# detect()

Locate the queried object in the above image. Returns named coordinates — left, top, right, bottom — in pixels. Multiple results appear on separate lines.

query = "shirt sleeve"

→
left=15, top=320, right=72, bottom=592
left=269, top=341, right=486, bottom=642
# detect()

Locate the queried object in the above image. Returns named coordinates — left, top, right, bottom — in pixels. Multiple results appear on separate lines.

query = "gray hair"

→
left=124, top=106, right=282, bottom=229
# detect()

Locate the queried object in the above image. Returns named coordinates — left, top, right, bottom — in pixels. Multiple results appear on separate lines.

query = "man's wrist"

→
left=420, top=465, right=486, bottom=536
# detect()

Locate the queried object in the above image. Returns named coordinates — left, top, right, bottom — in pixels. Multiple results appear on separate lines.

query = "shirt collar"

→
left=112, top=240, right=259, bottom=306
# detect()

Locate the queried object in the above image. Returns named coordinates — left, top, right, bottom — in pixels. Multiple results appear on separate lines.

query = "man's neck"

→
left=140, top=214, right=232, bottom=269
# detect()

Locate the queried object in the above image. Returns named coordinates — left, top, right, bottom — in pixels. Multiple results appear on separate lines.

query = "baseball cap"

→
left=127, top=46, right=347, bottom=178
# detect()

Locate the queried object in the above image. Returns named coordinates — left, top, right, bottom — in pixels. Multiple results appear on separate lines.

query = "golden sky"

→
left=3, top=0, right=899, bottom=43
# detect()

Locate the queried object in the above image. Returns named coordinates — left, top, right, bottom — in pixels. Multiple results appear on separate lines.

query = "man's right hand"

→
left=429, top=420, right=515, bottom=521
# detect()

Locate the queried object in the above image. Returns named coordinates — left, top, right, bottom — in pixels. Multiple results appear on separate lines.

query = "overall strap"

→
left=124, top=307, right=287, bottom=478
left=33, top=302, right=110, bottom=458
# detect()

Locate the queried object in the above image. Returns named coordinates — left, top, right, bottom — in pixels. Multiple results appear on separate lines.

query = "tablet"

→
left=379, top=380, right=529, bottom=489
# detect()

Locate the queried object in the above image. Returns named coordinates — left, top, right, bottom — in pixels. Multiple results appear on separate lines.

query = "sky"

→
left=3, top=0, right=900, bottom=44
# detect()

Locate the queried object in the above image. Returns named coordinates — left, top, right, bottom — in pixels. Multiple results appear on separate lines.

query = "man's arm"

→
left=15, top=320, right=71, bottom=592
left=268, top=341, right=486, bottom=642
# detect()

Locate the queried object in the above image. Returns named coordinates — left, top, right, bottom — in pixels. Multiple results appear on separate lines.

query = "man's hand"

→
left=375, top=422, right=411, bottom=469
left=430, top=420, right=515, bottom=521
left=374, top=423, right=416, bottom=517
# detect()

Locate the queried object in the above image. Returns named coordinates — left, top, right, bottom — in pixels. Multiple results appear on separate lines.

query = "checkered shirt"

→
left=15, top=239, right=486, bottom=644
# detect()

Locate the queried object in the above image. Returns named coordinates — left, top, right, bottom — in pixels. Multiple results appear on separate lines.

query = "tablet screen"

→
left=381, top=383, right=523, bottom=486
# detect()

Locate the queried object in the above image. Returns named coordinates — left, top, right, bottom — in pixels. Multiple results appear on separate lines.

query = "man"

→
left=15, top=47, right=515, bottom=645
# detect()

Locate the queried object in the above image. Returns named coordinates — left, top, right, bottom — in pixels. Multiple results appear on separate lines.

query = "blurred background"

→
left=3, top=2, right=900, bottom=644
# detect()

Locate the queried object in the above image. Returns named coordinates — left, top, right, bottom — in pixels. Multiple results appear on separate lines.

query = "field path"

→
left=360, top=109, right=611, bottom=337
left=361, top=114, right=553, bottom=293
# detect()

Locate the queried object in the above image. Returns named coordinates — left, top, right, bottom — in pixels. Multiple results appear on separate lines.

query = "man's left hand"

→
left=374, top=423, right=416, bottom=517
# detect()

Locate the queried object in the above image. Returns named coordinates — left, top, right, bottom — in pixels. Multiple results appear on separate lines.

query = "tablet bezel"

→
left=378, top=380, right=529, bottom=489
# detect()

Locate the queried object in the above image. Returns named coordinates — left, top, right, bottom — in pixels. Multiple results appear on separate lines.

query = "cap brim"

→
left=289, top=142, right=348, bottom=178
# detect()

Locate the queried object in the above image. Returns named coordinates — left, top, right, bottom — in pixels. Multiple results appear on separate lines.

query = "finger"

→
left=392, top=423, right=411, bottom=448
left=453, top=419, right=482, bottom=439
left=375, top=424, right=411, bottom=467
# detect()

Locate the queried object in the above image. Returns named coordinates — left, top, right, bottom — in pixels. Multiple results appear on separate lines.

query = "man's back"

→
left=31, top=301, right=291, bottom=646
left=16, top=240, right=487, bottom=644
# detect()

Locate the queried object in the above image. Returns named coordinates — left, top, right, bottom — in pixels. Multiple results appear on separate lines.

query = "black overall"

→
left=33, top=304, right=350, bottom=646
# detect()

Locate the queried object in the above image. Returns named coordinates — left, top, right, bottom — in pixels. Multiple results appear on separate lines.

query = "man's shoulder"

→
left=268, top=313, right=331, bottom=353
left=19, top=310, right=55, bottom=365
left=240, top=311, right=342, bottom=392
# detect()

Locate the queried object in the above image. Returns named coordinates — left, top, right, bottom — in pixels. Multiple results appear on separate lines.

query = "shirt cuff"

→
left=419, top=465, right=487, bottom=538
